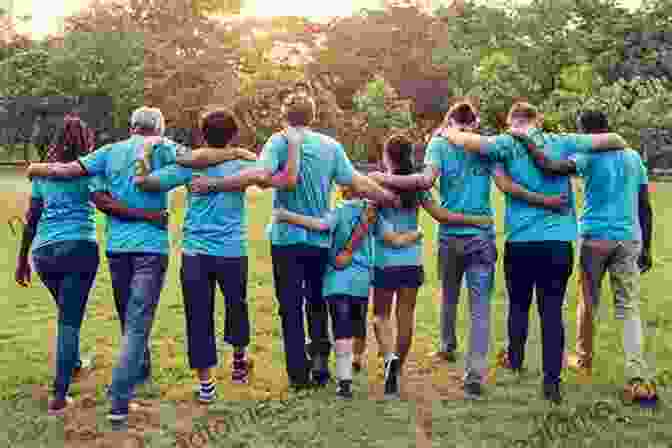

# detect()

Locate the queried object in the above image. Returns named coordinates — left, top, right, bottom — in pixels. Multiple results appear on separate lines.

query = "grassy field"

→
left=0, top=181, right=671, bottom=447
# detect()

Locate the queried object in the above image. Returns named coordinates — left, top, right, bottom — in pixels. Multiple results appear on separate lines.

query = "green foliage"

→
left=353, top=76, right=414, bottom=132
left=542, top=77, right=672, bottom=148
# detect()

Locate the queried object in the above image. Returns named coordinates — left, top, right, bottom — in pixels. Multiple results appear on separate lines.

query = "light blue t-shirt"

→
left=485, top=132, right=593, bottom=242
left=147, top=159, right=256, bottom=257
left=322, top=200, right=375, bottom=299
left=258, top=130, right=356, bottom=249
left=30, top=177, right=96, bottom=251
left=571, top=148, right=648, bottom=241
left=374, top=190, right=431, bottom=268
left=424, top=136, right=495, bottom=239
left=78, top=135, right=184, bottom=254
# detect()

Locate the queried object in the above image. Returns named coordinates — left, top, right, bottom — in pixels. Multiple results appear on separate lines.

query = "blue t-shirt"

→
left=485, top=132, right=593, bottom=242
left=30, top=177, right=96, bottom=250
left=374, top=190, right=431, bottom=268
left=258, top=130, right=356, bottom=249
left=424, top=136, right=495, bottom=239
left=148, top=159, right=256, bottom=257
left=322, top=200, right=375, bottom=299
left=571, top=148, right=648, bottom=241
left=78, top=135, right=185, bottom=254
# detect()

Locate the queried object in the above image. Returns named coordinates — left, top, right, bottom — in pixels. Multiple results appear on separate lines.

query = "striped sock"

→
left=199, top=378, right=216, bottom=401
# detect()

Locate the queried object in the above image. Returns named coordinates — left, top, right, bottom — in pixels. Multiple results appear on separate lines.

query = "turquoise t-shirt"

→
left=258, top=130, right=356, bottom=249
left=148, top=159, right=256, bottom=257
left=30, top=177, right=96, bottom=251
left=571, top=148, right=648, bottom=241
left=424, top=136, right=495, bottom=239
left=78, top=135, right=185, bottom=254
left=374, top=190, right=431, bottom=268
left=322, top=200, right=375, bottom=299
left=486, top=132, right=593, bottom=242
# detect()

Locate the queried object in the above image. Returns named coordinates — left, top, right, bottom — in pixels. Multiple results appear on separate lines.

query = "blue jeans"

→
left=32, top=240, right=100, bottom=400
left=106, top=253, right=168, bottom=410
left=439, top=236, right=497, bottom=384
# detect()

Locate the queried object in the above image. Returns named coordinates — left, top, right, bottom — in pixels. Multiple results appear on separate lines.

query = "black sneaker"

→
left=336, top=380, right=353, bottom=399
left=107, top=406, right=129, bottom=431
left=383, top=356, right=400, bottom=399
left=311, top=354, right=331, bottom=387
left=542, top=382, right=562, bottom=404
left=464, top=382, right=483, bottom=400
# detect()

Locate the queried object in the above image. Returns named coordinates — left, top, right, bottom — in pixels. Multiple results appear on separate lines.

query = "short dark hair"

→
left=577, top=110, right=609, bottom=133
left=199, top=108, right=239, bottom=148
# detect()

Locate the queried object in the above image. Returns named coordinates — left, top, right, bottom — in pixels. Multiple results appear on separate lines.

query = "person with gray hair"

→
left=27, top=105, right=187, bottom=430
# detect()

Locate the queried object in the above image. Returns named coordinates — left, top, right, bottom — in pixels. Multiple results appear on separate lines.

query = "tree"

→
left=64, top=0, right=240, bottom=129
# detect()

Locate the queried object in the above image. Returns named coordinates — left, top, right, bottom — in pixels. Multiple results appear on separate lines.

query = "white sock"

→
left=335, top=351, right=353, bottom=381
left=623, top=317, right=643, bottom=357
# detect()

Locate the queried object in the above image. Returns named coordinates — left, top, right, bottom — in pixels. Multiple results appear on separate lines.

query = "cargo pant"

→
left=576, top=239, right=648, bottom=380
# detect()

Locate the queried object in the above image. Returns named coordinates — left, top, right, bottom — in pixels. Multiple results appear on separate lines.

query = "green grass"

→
left=1, top=181, right=671, bottom=447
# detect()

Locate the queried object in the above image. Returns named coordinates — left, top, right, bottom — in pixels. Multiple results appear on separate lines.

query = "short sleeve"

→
left=30, top=180, right=43, bottom=199
left=418, top=189, right=433, bottom=203
left=636, top=153, right=649, bottom=186
left=257, top=133, right=284, bottom=172
left=485, top=135, right=514, bottom=163
left=424, top=137, right=444, bottom=169
left=79, top=145, right=110, bottom=175
left=149, top=165, right=193, bottom=190
left=569, top=152, right=589, bottom=176
left=558, top=134, right=593, bottom=157
left=88, top=175, right=106, bottom=194
left=333, top=142, right=355, bottom=186
left=323, top=210, right=339, bottom=232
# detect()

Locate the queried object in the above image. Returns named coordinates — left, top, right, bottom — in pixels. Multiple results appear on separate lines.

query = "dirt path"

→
left=32, top=315, right=477, bottom=447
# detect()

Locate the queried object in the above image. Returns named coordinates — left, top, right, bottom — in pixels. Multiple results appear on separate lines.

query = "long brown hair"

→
left=384, top=134, right=419, bottom=209
left=46, top=114, right=95, bottom=162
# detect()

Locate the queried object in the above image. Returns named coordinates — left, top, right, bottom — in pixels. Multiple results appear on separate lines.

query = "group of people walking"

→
left=15, top=91, right=659, bottom=431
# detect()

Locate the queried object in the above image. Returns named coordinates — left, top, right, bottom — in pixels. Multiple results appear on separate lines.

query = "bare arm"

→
left=437, top=128, right=496, bottom=154
left=421, top=199, right=494, bottom=227
left=349, top=172, right=400, bottom=208
left=511, top=133, right=577, bottom=176
left=273, top=209, right=330, bottom=232
left=638, top=185, right=653, bottom=272
left=15, top=197, right=43, bottom=286
left=493, top=168, right=568, bottom=212
left=370, top=166, right=439, bottom=192
left=26, top=161, right=87, bottom=179
left=588, top=133, right=628, bottom=151
left=382, top=229, right=422, bottom=248
left=90, top=192, right=167, bottom=228
left=265, top=131, right=300, bottom=190
left=176, top=146, right=257, bottom=168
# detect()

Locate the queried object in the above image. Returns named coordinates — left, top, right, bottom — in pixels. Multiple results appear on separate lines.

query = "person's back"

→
left=493, top=133, right=579, bottom=242
left=264, top=129, right=354, bottom=249
left=323, top=199, right=375, bottom=300
left=573, top=148, right=646, bottom=242
left=84, top=134, right=181, bottom=253
left=183, top=159, right=255, bottom=256
left=375, top=204, right=423, bottom=269
left=31, top=177, right=96, bottom=250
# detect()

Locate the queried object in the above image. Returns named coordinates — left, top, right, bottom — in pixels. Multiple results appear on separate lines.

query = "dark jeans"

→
left=503, top=241, right=573, bottom=386
left=326, top=296, right=368, bottom=340
left=106, top=252, right=168, bottom=409
left=180, top=253, right=250, bottom=369
left=270, top=244, right=331, bottom=385
left=32, top=240, right=100, bottom=400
